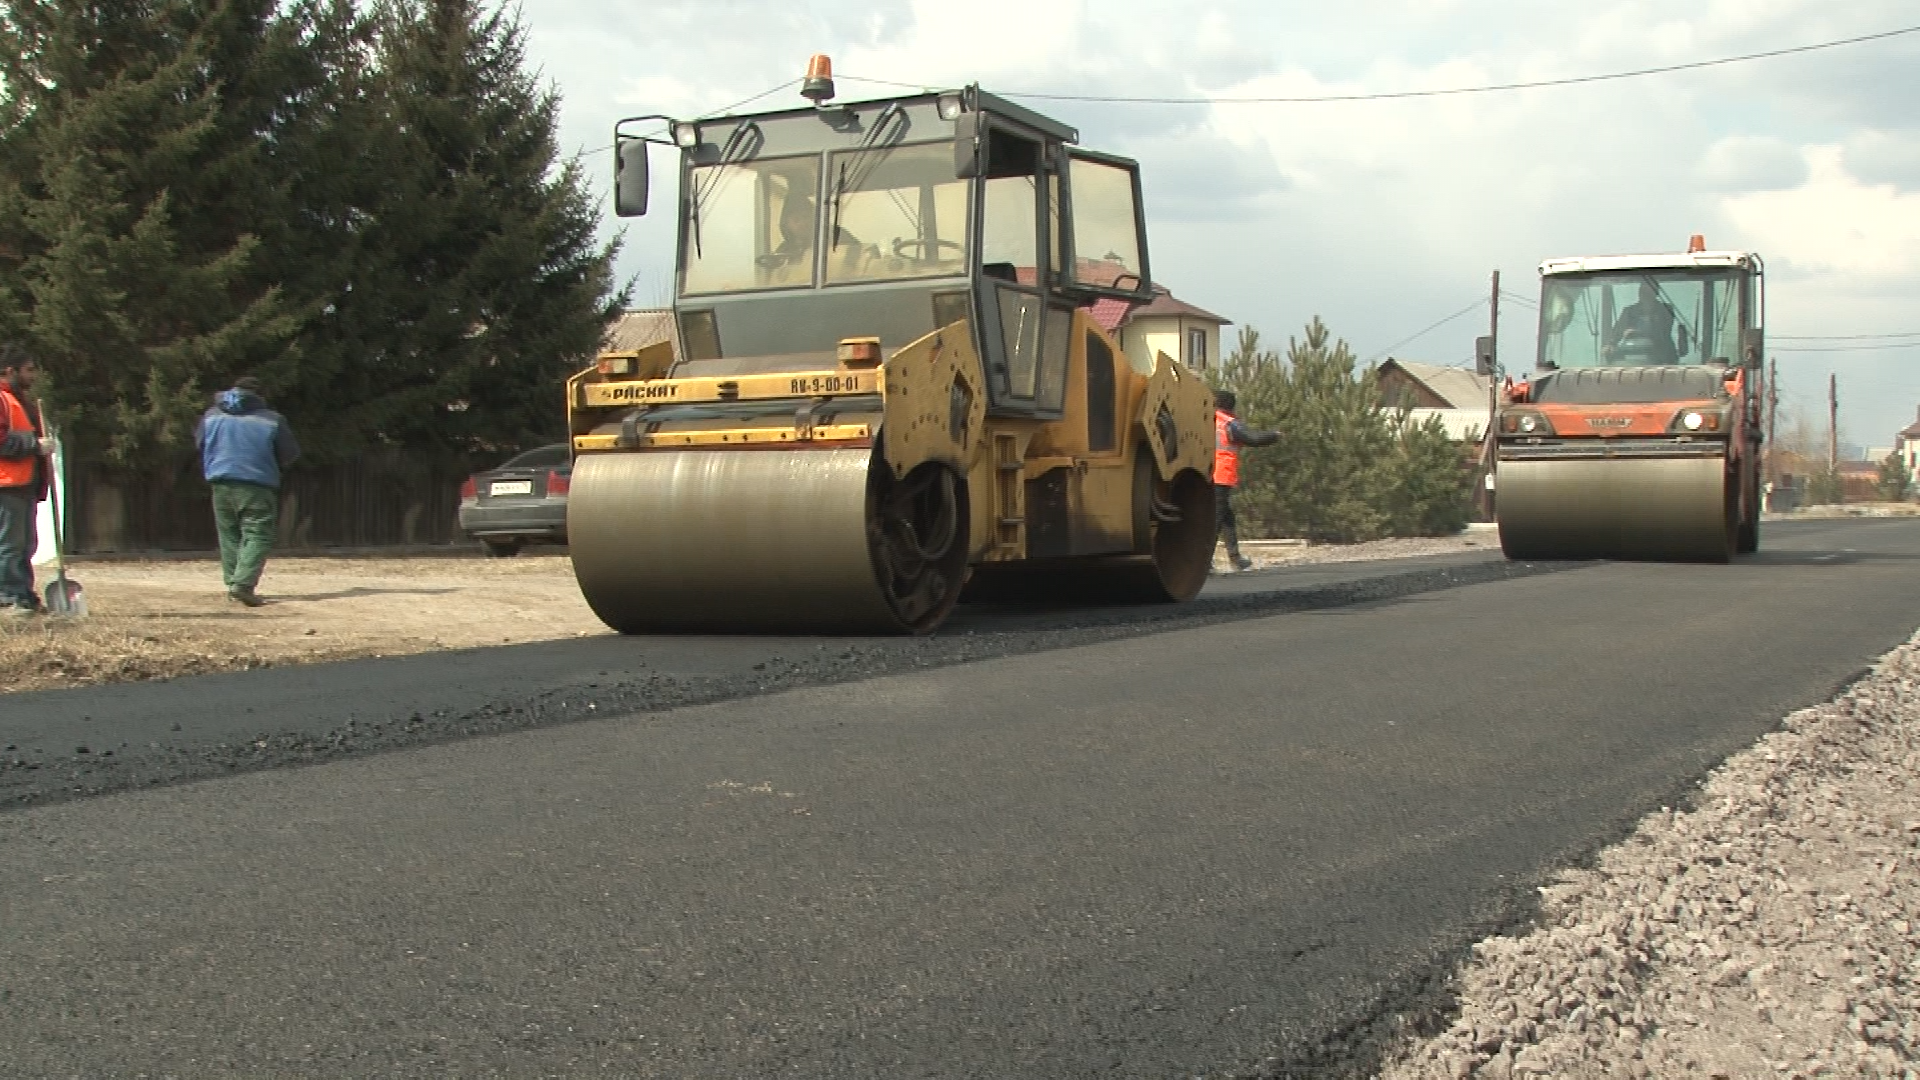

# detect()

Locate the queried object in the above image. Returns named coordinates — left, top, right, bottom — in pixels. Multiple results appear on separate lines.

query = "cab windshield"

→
left=825, top=141, right=967, bottom=284
left=1538, top=269, right=1748, bottom=369
left=679, top=143, right=967, bottom=296
left=681, top=155, right=821, bottom=295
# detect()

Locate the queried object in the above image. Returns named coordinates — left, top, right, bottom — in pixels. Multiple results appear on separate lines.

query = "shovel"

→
left=36, top=403, right=82, bottom=617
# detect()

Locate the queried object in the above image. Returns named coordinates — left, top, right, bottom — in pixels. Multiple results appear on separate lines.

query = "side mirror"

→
left=615, top=138, right=650, bottom=218
left=1740, top=327, right=1764, bottom=367
left=953, top=112, right=983, bottom=179
left=1474, top=335, right=1495, bottom=376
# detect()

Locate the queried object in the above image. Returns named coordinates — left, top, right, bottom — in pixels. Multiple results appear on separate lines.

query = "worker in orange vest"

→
left=0, top=343, right=52, bottom=614
left=1214, top=389, right=1278, bottom=572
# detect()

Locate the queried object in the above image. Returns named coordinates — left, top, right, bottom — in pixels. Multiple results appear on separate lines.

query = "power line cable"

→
left=842, top=24, right=1920, bottom=105
left=582, top=79, right=802, bottom=157
left=1773, top=330, right=1920, bottom=341
left=1363, top=297, right=1488, bottom=364
left=1772, top=342, right=1920, bottom=354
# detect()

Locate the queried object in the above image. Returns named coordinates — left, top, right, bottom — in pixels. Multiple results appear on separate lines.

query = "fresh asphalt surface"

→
left=3, top=518, right=1917, bottom=1077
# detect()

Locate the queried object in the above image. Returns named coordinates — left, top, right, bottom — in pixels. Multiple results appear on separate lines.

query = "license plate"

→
left=489, top=480, right=533, bottom=496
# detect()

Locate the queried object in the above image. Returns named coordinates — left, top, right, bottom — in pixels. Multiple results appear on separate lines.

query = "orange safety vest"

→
left=0, top=384, right=37, bottom=490
left=1213, top=408, right=1239, bottom=487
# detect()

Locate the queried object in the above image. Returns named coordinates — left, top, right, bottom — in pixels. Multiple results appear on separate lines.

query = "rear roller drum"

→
left=961, top=464, right=1214, bottom=606
left=1127, top=467, right=1215, bottom=602
left=1736, top=466, right=1760, bottom=554
left=867, top=460, right=969, bottom=632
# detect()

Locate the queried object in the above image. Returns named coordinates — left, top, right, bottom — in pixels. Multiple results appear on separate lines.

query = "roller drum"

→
left=569, top=448, right=967, bottom=634
left=1497, top=455, right=1732, bottom=562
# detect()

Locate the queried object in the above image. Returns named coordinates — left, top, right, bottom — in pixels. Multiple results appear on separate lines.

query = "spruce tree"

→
left=1221, top=317, right=1471, bottom=542
left=0, top=0, right=333, bottom=465
left=325, top=0, right=625, bottom=457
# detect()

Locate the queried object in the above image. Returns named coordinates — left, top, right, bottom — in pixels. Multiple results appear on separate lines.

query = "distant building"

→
left=604, top=308, right=674, bottom=354
left=1895, top=408, right=1920, bottom=475
left=1085, top=284, right=1231, bottom=375
left=1375, top=358, right=1493, bottom=442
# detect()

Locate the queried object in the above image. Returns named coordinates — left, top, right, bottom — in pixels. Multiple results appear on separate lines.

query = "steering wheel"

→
left=892, top=237, right=963, bottom=260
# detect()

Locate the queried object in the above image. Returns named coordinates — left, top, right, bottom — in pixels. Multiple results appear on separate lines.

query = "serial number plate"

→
left=490, top=480, right=533, bottom=496
left=788, top=374, right=869, bottom=395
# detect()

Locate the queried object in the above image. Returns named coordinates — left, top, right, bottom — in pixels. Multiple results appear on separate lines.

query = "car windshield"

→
left=1538, top=269, right=1747, bottom=369
left=501, top=445, right=569, bottom=470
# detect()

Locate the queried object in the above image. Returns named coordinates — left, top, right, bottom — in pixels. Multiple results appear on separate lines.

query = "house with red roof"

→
left=1895, top=407, right=1920, bottom=477
left=1084, top=284, right=1232, bottom=376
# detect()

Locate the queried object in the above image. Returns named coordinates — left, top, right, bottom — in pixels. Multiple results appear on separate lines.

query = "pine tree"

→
left=1220, top=317, right=1471, bottom=542
left=0, top=0, right=332, bottom=465
left=1876, top=452, right=1910, bottom=502
left=321, top=0, right=625, bottom=457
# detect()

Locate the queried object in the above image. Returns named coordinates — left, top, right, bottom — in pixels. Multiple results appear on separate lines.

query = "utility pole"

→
left=1829, top=372, right=1839, bottom=473
left=1766, top=357, right=1778, bottom=504
left=1480, top=270, right=1501, bottom=519
left=1766, top=358, right=1777, bottom=462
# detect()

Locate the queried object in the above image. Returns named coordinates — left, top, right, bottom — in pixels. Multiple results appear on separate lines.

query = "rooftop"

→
left=604, top=309, right=673, bottom=352
left=1540, top=251, right=1759, bottom=276
left=1378, top=358, right=1492, bottom=411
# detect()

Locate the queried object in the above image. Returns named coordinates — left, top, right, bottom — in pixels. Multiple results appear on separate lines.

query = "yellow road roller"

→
left=566, top=63, right=1216, bottom=633
left=1496, top=237, right=1766, bottom=562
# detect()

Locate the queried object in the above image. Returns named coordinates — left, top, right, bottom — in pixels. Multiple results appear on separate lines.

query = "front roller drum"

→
left=568, top=447, right=968, bottom=634
left=1497, top=455, right=1733, bottom=562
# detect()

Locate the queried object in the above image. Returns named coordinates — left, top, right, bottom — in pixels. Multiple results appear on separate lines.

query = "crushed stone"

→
left=1378, top=629, right=1920, bottom=1079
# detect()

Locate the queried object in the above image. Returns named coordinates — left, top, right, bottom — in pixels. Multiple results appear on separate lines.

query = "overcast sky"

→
left=517, top=0, right=1920, bottom=454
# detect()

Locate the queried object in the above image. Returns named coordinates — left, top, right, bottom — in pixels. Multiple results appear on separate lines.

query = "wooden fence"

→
left=64, top=450, right=477, bottom=553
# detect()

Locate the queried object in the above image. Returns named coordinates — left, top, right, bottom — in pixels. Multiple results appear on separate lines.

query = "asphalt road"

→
left=3, top=518, right=1917, bottom=1078
left=1, top=550, right=1543, bottom=809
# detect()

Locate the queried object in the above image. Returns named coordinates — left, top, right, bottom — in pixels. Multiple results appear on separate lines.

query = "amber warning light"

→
left=802, top=54, right=836, bottom=104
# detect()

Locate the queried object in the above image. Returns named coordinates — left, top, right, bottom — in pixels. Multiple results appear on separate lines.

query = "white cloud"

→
left=515, top=0, right=1920, bottom=439
left=1843, top=129, right=1920, bottom=190
left=1724, top=147, right=1920, bottom=277
left=1697, top=136, right=1808, bottom=192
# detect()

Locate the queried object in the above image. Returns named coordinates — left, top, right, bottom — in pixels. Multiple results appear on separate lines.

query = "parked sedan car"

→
left=458, top=443, right=571, bottom=557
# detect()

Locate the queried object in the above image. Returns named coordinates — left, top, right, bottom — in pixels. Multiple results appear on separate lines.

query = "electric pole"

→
left=1766, top=357, right=1778, bottom=505
left=1482, top=270, right=1501, bottom=519
left=1766, top=358, right=1777, bottom=461
left=1829, top=372, right=1839, bottom=473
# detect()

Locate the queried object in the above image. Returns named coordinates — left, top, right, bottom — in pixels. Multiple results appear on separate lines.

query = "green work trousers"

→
left=211, top=480, right=279, bottom=590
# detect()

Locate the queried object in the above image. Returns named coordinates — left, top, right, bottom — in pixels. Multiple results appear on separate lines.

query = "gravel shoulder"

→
left=0, top=532, right=1490, bottom=693
left=1379, top=630, right=1920, bottom=1079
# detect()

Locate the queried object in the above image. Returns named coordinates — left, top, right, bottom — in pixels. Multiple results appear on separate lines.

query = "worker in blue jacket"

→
left=194, top=377, right=300, bottom=606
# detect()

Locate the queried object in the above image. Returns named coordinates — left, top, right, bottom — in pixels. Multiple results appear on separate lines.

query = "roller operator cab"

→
left=567, top=61, right=1217, bottom=634
left=1496, top=238, right=1766, bottom=562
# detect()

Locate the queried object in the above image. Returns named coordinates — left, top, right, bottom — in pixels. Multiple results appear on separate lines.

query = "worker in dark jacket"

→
left=1213, top=389, right=1278, bottom=572
left=0, top=344, right=51, bottom=614
left=195, top=377, right=300, bottom=606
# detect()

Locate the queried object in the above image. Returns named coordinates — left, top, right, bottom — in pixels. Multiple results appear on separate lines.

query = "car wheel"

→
left=482, top=539, right=522, bottom=559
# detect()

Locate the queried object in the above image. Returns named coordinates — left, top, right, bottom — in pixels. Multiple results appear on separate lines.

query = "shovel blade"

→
left=43, top=578, right=84, bottom=617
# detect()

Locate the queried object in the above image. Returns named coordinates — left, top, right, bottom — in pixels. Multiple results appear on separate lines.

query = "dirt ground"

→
left=0, top=530, right=1490, bottom=693
left=0, top=553, right=606, bottom=693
